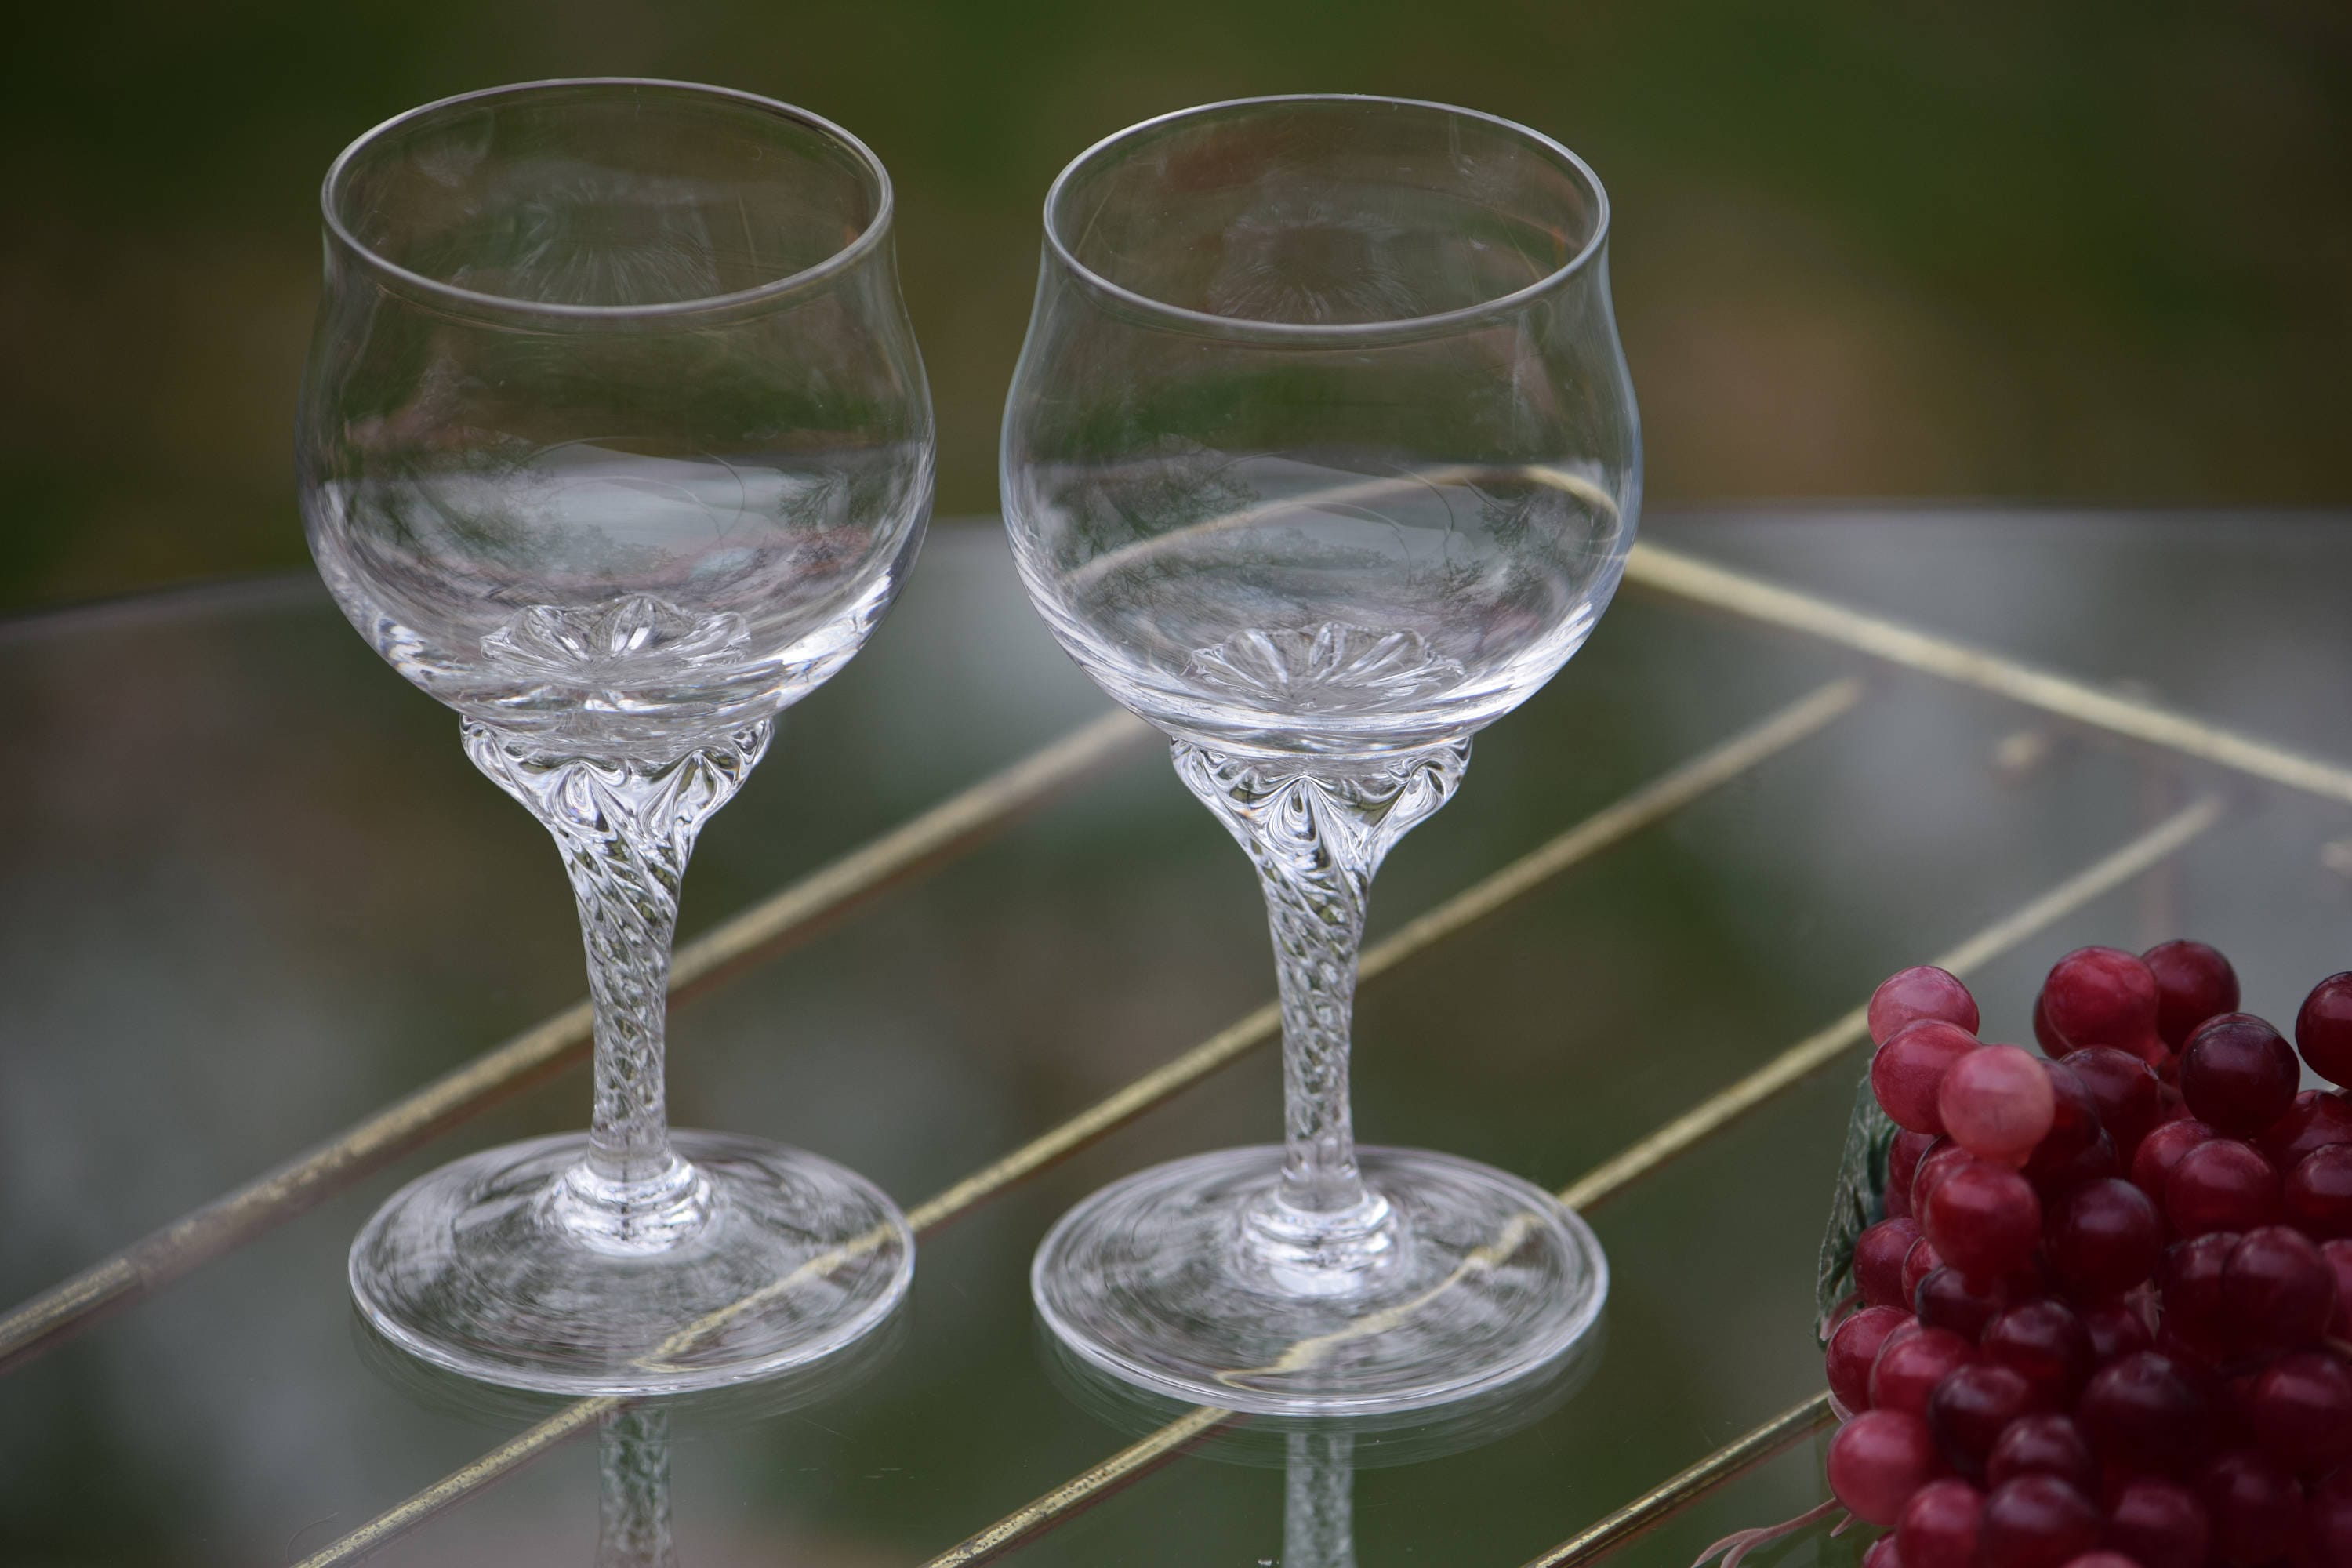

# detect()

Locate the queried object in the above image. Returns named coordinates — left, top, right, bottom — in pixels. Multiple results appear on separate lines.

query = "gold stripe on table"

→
left=920, top=793, right=2225, bottom=1567
left=909, top=674, right=1867, bottom=1235
left=294, top=1397, right=622, bottom=1568
left=1622, top=539, right=2352, bottom=808
left=1517, top=1395, right=1836, bottom=1568
left=927, top=1405, right=1237, bottom=1566
left=1557, top=792, right=2225, bottom=1210
left=292, top=677, right=1867, bottom=1568
left=0, top=708, right=1159, bottom=1373
left=1062, top=468, right=2352, bottom=807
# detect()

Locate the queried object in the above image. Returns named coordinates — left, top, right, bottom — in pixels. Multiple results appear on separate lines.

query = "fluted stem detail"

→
left=1172, top=739, right=1467, bottom=1287
left=464, top=718, right=772, bottom=1251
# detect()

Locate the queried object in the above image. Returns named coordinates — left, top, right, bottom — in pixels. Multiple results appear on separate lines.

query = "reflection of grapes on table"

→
left=1782, top=944, right=2352, bottom=1568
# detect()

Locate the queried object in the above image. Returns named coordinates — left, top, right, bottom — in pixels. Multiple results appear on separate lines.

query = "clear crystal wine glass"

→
left=1004, top=95, right=1638, bottom=1414
left=300, top=79, right=933, bottom=1394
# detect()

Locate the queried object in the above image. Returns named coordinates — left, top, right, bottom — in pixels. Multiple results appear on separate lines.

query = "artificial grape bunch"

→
left=1821, top=945, right=2352, bottom=1568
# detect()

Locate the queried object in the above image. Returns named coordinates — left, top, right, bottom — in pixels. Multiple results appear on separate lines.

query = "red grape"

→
left=2298, top=973, right=2352, bottom=1088
left=2078, top=1352, right=2215, bottom=1478
left=1982, top=1300, right=2093, bottom=1404
left=2055, top=1556, right=2139, bottom=1568
left=2026, top=1062, right=2108, bottom=1190
left=1889, top=1128, right=1937, bottom=1219
left=1860, top=1218, right=1926, bottom=1308
left=2045, top=1178, right=2165, bottom=1299
left=2080, top=1299, right=2154, bottom=1363
left=1863, top=1535, right=1907, bottom=1568
left=2181, top=1014, right=2299, bottom=1136
left=1941, top=1046, right=2058, bottom=1167
left=1874, top=1325, right=1976, bottom=1414
left=2325, top=1240, right=2352, bottom=1337
left=1917, top=1265, right=2011, bottom=1341
left=2028, top=1129, right=2120, bottom=1200
left=1895, top=1477, right=1984, bottom=1568
left=2132, top=1118, right=2216, bottom=1200
left=2152, top=1327, right=2218, bottom=1372
left=2197, top=1450, right=2302, bottom=1566
left=1928, top=1362, right=2043, bottom=1478
left=1878, top=1022, right=1983, bottom=1135
left=1904, top=1236, right=1947, bottom=1305
left=2063, top=1046, right=2161, bottom=1156
left=1978, top=1475, right=2100, bottom=1568
left=1915, top=1139, right=1973, bottom=1213
left=2161, top=1232, right=2243, bottom=1363
left=1829, top=1408, right=1947, bottom=1526
left=2143, top=939, right=2241, bottom=1051
left=2290, top=1145, right=2352, bottom=1240
left=2260, top=1089, right=2352, bottom=1171
left=2166, top=1139, right=2281, bottom=1236
left=1986, top=1413, right=2099, bottom=1495
left=2223, top=1225, right=2338, bottom=1351
left=2246, top=1349, right=2352, bottom=1475
left=1873, top=966, right=1983, bottom=1047
left=2308, top=1467, right=2352, bottom=1568
left=1922, top=1158, right=2043, bottom=1280
left=2103, top=1477, right=2211, bottom=1568
left=2033, top=993, right=2070, bottom=1055
left=1831, top=1305, right=1915, bottom=1412
left=2042, top=947, right=2160, bottom=1053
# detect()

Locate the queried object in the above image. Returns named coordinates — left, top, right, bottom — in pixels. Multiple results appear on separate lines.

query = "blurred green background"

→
left=2, top=0, right=2347, bottom=613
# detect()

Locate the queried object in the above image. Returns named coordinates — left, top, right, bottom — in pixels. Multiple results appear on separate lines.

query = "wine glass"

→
left=1003, top=95, right=1638, bottom=1414
left=300, top=79, right=933, bottom=1394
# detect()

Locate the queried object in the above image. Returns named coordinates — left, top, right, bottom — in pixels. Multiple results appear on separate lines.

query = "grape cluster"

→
left=1826, top=948, right=2352, bottom=1568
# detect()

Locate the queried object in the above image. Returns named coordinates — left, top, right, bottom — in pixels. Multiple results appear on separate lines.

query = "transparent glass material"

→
left=1003, top=96, right=1637, bottom=1414
left=299, top=80, right=933, bottom=1394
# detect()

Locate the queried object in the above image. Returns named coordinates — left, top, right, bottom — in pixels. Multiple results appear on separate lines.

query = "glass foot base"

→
left=1032, top=1145, right=1606, bottom=1417
left=351, top=1130, right=913, bottom=1396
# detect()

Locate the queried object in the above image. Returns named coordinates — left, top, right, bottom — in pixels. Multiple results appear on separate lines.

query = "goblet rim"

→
left=1041, top=92, right=1612, bottom=347
left=321, top=76, right=895, bottom=322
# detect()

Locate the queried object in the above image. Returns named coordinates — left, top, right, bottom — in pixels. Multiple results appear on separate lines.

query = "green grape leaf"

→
left=1817, top=1070, right=1899, bottom=1345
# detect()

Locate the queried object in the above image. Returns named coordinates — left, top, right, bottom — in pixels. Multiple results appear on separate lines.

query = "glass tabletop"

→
left=5, top=509, right=2350, bottom=1566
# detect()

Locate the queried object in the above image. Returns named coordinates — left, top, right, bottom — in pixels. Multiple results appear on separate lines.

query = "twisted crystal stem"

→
left=597, top=1405, right=678, bottom=1568
left=1172, top=739, right=1468, bottom=1288
left=464, top=718, right=772, bottom=1251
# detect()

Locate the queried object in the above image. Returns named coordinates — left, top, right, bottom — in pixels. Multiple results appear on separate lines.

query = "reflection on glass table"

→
left=3, top=510, right=2351, bottom=1565
left=348, top=1297, right=909, bottom=1568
